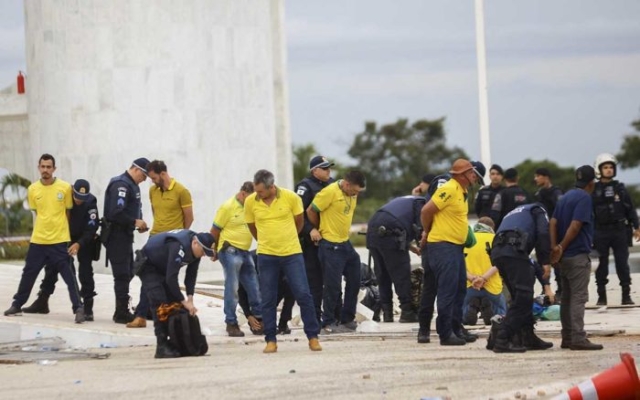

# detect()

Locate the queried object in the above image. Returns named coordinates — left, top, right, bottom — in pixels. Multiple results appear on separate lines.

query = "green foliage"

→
left=616, top=113, right=640, bottom=169
left=1, top=173, right=31, bottom=208
left=0, top=239, right=29, bottom=260
left=347, top=118, right=468, bottom=202
left=292, top=143, right=319, bottom=184
left=512, top=159, right=577, bottom=196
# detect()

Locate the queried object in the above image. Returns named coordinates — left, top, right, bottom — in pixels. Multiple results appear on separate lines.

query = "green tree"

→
left=616, top=115, right=640, bottom=169
left=0, top=173, right=31, bottom=236
left=292, top=144, right=319, bottom=184
left=347, top=118, right=468, bottom=202
left=512, top=159, right=577, bottom=196
left=1, top=173, right=31, bottom=208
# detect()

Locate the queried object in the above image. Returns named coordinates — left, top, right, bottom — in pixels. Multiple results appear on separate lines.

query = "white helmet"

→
left=594, top=153, right=617, bottom=179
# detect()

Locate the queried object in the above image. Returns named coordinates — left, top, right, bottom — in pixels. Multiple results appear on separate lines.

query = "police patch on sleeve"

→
left=296, top=186, right=307, bottom=196
left=178, top=249, right=185, bottom=258
left=117, top=186, right=127, bottom=198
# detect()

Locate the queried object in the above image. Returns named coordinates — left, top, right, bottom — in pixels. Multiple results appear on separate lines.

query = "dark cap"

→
left=195, top=232, right=216, bottom=257
left=490, top=164, right=504, bottom=175
left=535, top=167, right=551, bottom=177
left=309, top=155, right=335, bottom=171
left=132, top=157, right=150, bottom=175
left=575, top=165, right=595, bottom=188
left=73, top=179, right=91, bottom=201
left=471, top=161, right=486, bottom=186
left=504, top=168, right=518, bottom=180
left=422, top=173, right=436, bottom=184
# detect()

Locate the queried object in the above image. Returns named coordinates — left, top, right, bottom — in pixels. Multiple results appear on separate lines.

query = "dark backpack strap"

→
left=179, top=312, right=200, bottom=356
left=188, top=315, right=208, bottom=356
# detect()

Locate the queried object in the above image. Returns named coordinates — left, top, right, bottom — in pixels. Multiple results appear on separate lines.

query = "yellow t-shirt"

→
left=428, top=178, right=469, bottom=244
left=212, top=195, right=253, bottom=251
left=244, top=187, right=303, bottom=256
left=464, top=231, right=502, bottom=295
left=28, top=178, right=73, bottom=244
left=149, top=178, right=193, bottom=235
left=310, top=181, right=357, bottom=243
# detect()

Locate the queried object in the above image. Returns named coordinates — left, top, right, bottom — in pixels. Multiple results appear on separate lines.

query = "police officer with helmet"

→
left=592, top=153, right=640, bottom=305
left=103, top=157, right=150, bottom=323
left=488, top=203, right=553, bottom=353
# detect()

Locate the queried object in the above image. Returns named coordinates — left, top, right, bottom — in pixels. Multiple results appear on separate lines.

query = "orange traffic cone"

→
left=553, top=353, right=640, bottom=400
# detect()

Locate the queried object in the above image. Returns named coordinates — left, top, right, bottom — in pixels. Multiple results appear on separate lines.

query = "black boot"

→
left=22, top=292, right=50, bottom=314
left=622, top=286, right=635, bottom=305
left=493, top=328, right=527, bottom=354
left=84, top=298, right=94, bottom=321
left=596, top=285, right=607, bottom=306
left=520, top=325, right=553, bottom=350
left=382, top=304, right=394, bottom=323
left=154, top=336, right=181, bottom=359
left=486, top=315, right=503, bottom=350
left=113, top=298, right=135, bottom=324
left=417, top=329, right=430, bottom=344
left=399, top=305, right=418, bottom=323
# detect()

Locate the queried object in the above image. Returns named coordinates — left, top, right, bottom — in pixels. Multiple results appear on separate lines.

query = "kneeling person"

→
left=138, top=229, right=215, bottom=358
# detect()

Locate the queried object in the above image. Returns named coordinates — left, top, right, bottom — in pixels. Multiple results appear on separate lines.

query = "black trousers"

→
left=106, top=231, right=134, bottom=300
left=302, top=242, right=324, bottom=323
left=38, top=244, right=96, bottom=299
left=493, top=253, right=535, bottom=337
left=140, top=267, right=179, bottom=337
left=418, top=249, right=437, bottom=331
left=594, top=228, right=631, bottom=287
left=370, top=246, right=412, bottom=309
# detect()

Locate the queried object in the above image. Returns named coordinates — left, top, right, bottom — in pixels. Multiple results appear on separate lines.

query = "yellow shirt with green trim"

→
left=212, top=195, right=253, bottom=251
left=428, top=178, right=469, bottom=244
left=310, top=181, right=357, bottom=243
left=464, top=231, right=502, bottom=295
left=149, top=178, right=193, bottom=235
left=28, top=178, right=73, bottom=244
left=244, top=187, right=303, bottom=256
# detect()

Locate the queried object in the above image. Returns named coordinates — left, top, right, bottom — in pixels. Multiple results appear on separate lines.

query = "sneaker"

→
left=463, top=297, right=481, bottom=325
left=417, top=329, right=431, bottom=344
left=308, top=338, right=322, bottom=351
left=226, top=323, right=245, bottom=337
left=570, top=339, right=603, bottom=351
left=440, top=333, right=466, bottom=346
left=263, top=341, right=277, bottom=354
left=75, top=308, right=85, bottom=324
left=4, top=305, right=22, bottom=316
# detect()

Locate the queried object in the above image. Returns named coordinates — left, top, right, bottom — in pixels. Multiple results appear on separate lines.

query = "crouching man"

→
left=137, top=229, right=216, bottom=358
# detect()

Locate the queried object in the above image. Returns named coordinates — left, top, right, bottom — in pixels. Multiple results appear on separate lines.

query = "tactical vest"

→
left=379, top=196, right=426, bottom=238
left=593, top=181, right=626, bottom=226
left=103, top=173, right=142, bottom=223
left=497, top=203, right=544, bottom=253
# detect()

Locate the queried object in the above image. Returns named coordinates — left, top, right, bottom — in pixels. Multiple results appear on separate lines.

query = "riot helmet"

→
left=594, top=153, right=617, bottom=179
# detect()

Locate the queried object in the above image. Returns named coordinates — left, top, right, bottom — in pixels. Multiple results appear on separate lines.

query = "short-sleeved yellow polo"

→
left=310, top=181, right=357, bottom=243
left=149, top=178, right=193, bottom=235
left=212, top=195, right=253, bottom=251
left=28, top=178, right=72, bottom=244
left=428, top=178, right=469, bottom=244
left=244, top=187, right=303, bottom=256
left=464, top=231, right=502, bottom=295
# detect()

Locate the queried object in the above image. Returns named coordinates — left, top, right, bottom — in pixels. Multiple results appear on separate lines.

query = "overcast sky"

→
left=1, top=1, right=639, bottom=182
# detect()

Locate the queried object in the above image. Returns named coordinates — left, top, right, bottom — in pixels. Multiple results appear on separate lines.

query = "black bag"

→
left=168, top=310, right=208, bottom=357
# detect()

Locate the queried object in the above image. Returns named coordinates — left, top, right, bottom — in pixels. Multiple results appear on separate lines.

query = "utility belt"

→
left=376, top=225, right=406, bottom=250
left=595, top=220, right=627, bottom=230
left=494, top=230, right=528, bottom=253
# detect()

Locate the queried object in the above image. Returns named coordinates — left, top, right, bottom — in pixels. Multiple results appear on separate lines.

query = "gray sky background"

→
left=1, top=1, right=639, bottom=182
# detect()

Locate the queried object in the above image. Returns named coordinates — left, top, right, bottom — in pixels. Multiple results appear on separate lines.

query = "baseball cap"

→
left=132, top=157, right=150, bottom=175
left=535, top=167, right=551, bottom=177
left=504, top=168, right=518, bottom=180
left=73, top=179, right=91, bottom=201
left=195, top=232, right=216, bottom=257
left=471, top=161, right=486, bottom=186
left=309, top=155, right=335, bottom=171
left=575, top=165, right=595, bottom=188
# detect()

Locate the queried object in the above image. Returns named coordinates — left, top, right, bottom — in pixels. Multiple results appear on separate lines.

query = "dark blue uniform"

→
left=490, top=185, right=531, bottom=228
left=138, top=230, right=201, bottom=337
left=35, top=194, right=100, bottom=303
left=103, top=171, right=143, bottom=318
left=367, top=196, right=425, bottom=318
left=490, top=204, right=551, bottom=352
left=474, top=185, right=503, bottom=218
left=593, top=180, right=638, bottom=304
left=534, top=185, right=563, bottom=297
left=295, top=175, right=335, bottom=323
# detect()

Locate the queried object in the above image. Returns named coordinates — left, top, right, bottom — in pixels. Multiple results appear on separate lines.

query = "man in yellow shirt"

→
left=420, top=159, right=483, bottom=346
left=211, top=181, right=262, bottom=337
left=128, top=159, right=195, bottom=328
left=4, top=154, right=85, bottom=323
left=244, top=169, right=321, bottom=354
left=307, top=170, right=366, bottom=333
left=462, top=217, right=506, bottom=326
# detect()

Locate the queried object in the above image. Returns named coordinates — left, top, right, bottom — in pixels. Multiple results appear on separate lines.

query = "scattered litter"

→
left=435, top=386, right=448, bottom=390
left=289, top=369, right=296, bottom=374
left=357, top=321, right=379, bottom=333
left=21, top=346, right=38, bottom=351
left=596, top=306, right=608, bottom=313
left=37, top=360, right=58, bottom=366
left=74, top=380, right=82, bottom=384
left=362, top=374, right=371, bottom=379
left=201, top=327, right=212, bottom=336
left=99, top=343, right=117, bottom=348
left=536, top=390, right=546, bottom=396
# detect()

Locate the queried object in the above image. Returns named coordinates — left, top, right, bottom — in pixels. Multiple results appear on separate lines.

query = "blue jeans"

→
left=257, top=253, right=319, bottom=342
left=219, top=246, right=262, bottom=324
left=462, top=288, right=507, bottom=317
left=318, top=240, right=361, bottom=327
left=427, top=242, right=466, bottom=340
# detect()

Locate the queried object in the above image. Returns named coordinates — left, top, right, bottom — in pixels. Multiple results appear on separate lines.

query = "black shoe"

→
left=596, top=296, right=607, bottom=306
left=399, top=309, right=418, bottom=323
left=463, top=297, right=480, bottom=325
left=113, top=299, right=135, bottom=324
left=75, top=308, right=85, bottom=324
left=417, top=329, right=431, bottom=344
left=520, top=327, right=553, bottom=350
left=622, top=286, right=634, bottom=305
left=560, top=340, right=571, bottom=349
left=226, top=323, right=245, bottom=337
left=440, top=333, right=466, bottom=346
left=456, top=327, right=478, bottom=343
left=486, top=315, right=503, bottom=350
left=154, top=338, right=181, bottom=359
left=493, top=338, right=527, bottom=353
left=277, top=324, right=291, bottom=335
left=480, top=298, right=493, bottom=326
left=382, top=305, right=393, bottom=323
left=570, top=339, right=603, bottom=351
left=4, top=305, right=22, bottom=316
left=22, top=293, right=50, bottom=314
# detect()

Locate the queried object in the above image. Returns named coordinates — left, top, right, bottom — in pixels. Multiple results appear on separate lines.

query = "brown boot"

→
left=226, top=323, right=245, bottom=337
left=263, top=341, right=277, bottom=353
left=126, top=316, right=147, bottom=328
left=308, top=338, right=322, bottom=351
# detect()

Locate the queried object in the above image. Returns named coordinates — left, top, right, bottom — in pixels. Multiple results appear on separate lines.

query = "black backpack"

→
left=167, top=310, right=209, bottom=357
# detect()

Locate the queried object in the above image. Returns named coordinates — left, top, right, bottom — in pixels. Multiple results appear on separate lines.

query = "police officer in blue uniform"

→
left=490, top=167, right=531, bottom=229
left=22, top=179, right=100, bottom=320
left=136, top=229, right=215, bottom=358
left=367, top=195, right=426, bottom=323
left=295, top=155, right=336, bottom=325
left=489, top=203, right=553, bottom=353
left=474, top=164, right=504, bottom=218
left=103, top=157, right=150, bottom=323
left=592, top=153, right=640, bottom=305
